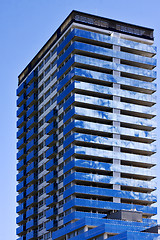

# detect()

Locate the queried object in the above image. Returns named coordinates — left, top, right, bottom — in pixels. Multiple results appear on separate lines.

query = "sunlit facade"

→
left=16, top=11, right=159, bottom=240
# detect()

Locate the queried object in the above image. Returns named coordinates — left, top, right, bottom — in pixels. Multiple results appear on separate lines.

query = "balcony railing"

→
left=26, top=70, right=38, bottom=85
left=46, top=207, right=58, bottom=219
left=26, top=128, right=38, bottom=141
left=26, top=173, right=38, bottom=185
left=26, top=230, right=37, bottom=240
left=26, top=138, right=38, bottom=152
left=46, top=219, right=57, bottom=231
left=17, top=180, right=26, bottom=192
left=46, top=121, right=57, bottom=135
left=45, top=109, right=58, bottom=123
left=26, top=93, right=38, bottom=107
left=26, top=218, right=37, bottom=230
left=17, top=115, right=27, bottom=128
left=45, top=134, right=57, bottom=147
left=16, top=191, right=26, bottom=203
left=17, top=82, right=26, bottom=96
left=17, top=126, right=26, bottom=139
left=45, top=146, right=57, bottom=159
left=17, top=93, right=26, bottom=107
left=17, top=104, right=26, bottom=118
left=46, top=182, right=57, bottom=195
left=26, top=195, right=38, bottom=207
left=26, top=161, right=38, bottom=174
left=46, top=171, right=57, bottom=183
left=46, top=158, right=57, bottom=171
left=17, top=148, right=26, bottom=160
left=17, top=159, right=26, bottom=171
left=16, top=213, right=26, bottom=225
left=26, top=184, right=38, bottom=196
left=16, top=224, right=26, bottom=236
left=16, top=170, right=26, bottom=181
left=26, top=207, right=38, bottom=218
left=17, top=137, right=26, bottom=149
left=26, top=82, right=38, bottom=96
left=26, top=150, right=38, bottom=163
left=26, top=116, right=38, bottom=129
left=16, top=202, right=26, bottom=214
left=26, top=105, right=38, bottom=118
left=46, top=195, right=57, bottom=207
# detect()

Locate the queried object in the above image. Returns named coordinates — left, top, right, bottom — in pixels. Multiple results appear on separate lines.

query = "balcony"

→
left=17, top=82, right=26, bottom=96
left=26, top=93, right=38, bottom=107
left=46, top=158, right=57, bottom=171
left=26, top=138, right=38, bottom=152
left=17, top=115, right=27, bottom=128
left=26, top=173, right=38, bottom=185
left=46, top=219, right=57, bottom=231
left=46, top=171, right=57, bottom=183
left=16, top=213, right=26, bottom=225
left=16, top=202, right=26, bottom=214
left=46, top=182, right=57, bottom=195
left=26, top=230, right=37, bottom=240
left=26, top=184, right=38, bottom=196
left=45, top=134, right=57, bottom=147
left=26, top=150, right=38, bottom=163
left=17, top=104, right=26, bottom=118
left=26, top=105, right=38, bottom=118
left=16, top=191, right=26, bottom=203
left=17, top=180, right=26, bottom=192
left=26, top=70, right=38, bottom=85
left=17, top=126, right=26, bottom=139
left=17, top=148, right=26, bottom=160
left=46, top=146, right=57, bottom=159
left=16, top=170, right=26, bottom=181
left=17, top=93, right=26, bottom=107
left=17, top=159, right=26, bottom=171
left=26, top=195, right=38, bottom=207
left=45, top=109, right=58, bottom=123
left=46, top=195, right=57, bottom=207
left=46, top=121, right=57, bottom=135
left=16, top=224, right=26, bottom=236
left=26, top=207, right=38, bottom=218
left=26, top=116, right=38, bottom=130
left=26, top=218, right=37, bottom=230
left=26, top=128, right=38, bottom=141
left=46, top=207, right=58, bottom=219
left=17, top=137, right=26, bottom=149
left=26, top=161, right=38, bottom=174
left=26, top=82, right=38, bottom=96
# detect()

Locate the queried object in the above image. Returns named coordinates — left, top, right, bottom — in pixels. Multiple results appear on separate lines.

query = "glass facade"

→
left=16, top=11, right=158, bottom=240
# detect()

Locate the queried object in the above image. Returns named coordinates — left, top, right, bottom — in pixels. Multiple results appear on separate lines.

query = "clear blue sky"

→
left=0, top=0, right=160, bottom=239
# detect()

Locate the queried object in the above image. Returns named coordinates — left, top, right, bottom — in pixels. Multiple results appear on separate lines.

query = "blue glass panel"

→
left=45, top=146, right=57, bottom=159
left=46, top=220, right=57, bottom=231
left=16, top=191, right=26, bottom=202
left=26, top=218, right=37, bottom=230
left=17, top=180, right=26, bottom=192
left=17, top=148, right=26, bottom=160
left=16, top=202, right=26, bottom=213
left=46, top=182, right=58, bottom=194
left=17, top=82, right=26, bottom=96
left=26, top=116, right=38, bottom=129
left=16, top=224, right=26, bottom=235
left=17, top=104, right=26, bottom=118
left=17, top=137, right=26, bottom=149
left=17, top=115, right=27, bottom=128
left=17, top=126, right=26, bottom=139
left=26, top=70, right=38, bottom=85
left=26, top=128, right=38, bottom=141
left=26, top=195, right=38, bottom=207
left=45, top=109, right=58, bottom=122
left=26, top=172, right=38, bottom=185
left=46, top=158, right=58, bottom=170
left=26, top=184, right=37, bottom=196
left=26, top=82, right=38, bottom=96
left=26, top=230, right=37, bottom=240
left=46, top=171, right=57, bottom=182
left=26, top=93, right=38, bottom=107
left=46, top=207, right=58, bottom=218
left=45, top=134, right=57, bottom=146
left=26, top=161, right=38, bottom=174
left=17, top=93, right=26, bottom=107
left=16, top=170, right=26, bottom=181
left=26, top=138, right=38, bottom=152
left=16, top=214, right=26, bottom=224
left=46, top=195, right=57, bottom=207
left=46, top=121, right=58, bottom=135
left=26, top=105, right=38, bottom=118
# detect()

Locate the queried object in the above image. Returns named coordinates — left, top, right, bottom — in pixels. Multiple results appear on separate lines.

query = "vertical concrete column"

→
left=112, top=34, right=121, bottom=204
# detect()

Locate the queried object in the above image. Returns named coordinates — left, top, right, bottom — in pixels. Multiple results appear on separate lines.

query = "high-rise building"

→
left=16, top=11, right=159, bottom=240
